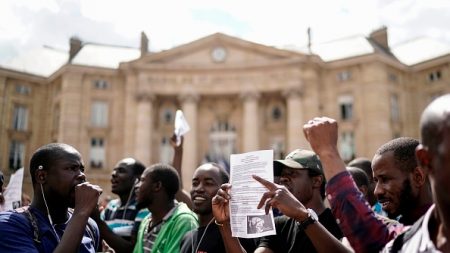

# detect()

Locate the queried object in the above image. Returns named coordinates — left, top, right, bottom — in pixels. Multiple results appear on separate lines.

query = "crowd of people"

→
left=0, top=93, right=448, bottom=253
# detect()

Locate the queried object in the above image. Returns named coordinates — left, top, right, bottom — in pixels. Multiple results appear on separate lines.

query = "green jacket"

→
left=133, top=203, right=198, bottom=253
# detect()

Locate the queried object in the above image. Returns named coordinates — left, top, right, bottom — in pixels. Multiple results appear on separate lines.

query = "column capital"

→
left=282, top=81, right=303, bottom=99
left=240, top=90, right=260, bottom=102
left=135, top=93, right=155, bottom=102
left=178, top=92, right=200, bottom=104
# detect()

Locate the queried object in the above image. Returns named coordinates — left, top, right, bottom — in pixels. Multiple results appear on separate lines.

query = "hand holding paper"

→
left=212, top=183, right=232, bottom=224
left=174, top=110, right=190, bottom=146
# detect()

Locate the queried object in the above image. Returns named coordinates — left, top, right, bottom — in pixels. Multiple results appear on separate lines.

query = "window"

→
left=12, top=105, right=28, bottom=131
left=270, top=139, right=285, bottom=160
left=337, top=71, right=352, bottom=82
left=9, top=140, right=25, bottom=171
left=428, top=70, right=441, bottom=82
left=91, top=101, right=108, bottom=127
left=339, top=95, right=353, bottom=121
left=390, top=94, right=400, bottom=122
left=15, top=85, right=31, bottom=95
left=339, top=132, right=355, bottom=162
left=160, top=137, right=174, bottom=164
left=388, top=73, right=398, bottom=83
left=271, top=106, right=282, bottom=121
left=53, top=105, right=60, bottom=132
left=161, top=109, right=174, bottom=124
left=90, top=138, right=105, bottom=169
left=93, top=79, right=109, bottom=89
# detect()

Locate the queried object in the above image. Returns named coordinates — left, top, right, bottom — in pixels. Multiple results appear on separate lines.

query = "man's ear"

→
left=311, top=175, right=323, bottom=188
left=411, top=166, right=427, bottom=188
left=35, top=169, right=47, bottom=184
left=416, top=144, right=430, bottom=169
left=152, top=181, right=162, bottom=192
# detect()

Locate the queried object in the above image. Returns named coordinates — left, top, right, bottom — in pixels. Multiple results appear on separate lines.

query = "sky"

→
left=1, top=0, right=449, bottom=63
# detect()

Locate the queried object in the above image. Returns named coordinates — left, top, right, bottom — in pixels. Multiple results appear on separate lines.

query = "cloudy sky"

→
left=1, top=0, right=449, bottom=63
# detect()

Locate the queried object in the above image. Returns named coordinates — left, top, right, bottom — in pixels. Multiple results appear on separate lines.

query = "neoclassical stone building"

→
left=1, top=27, right=449, bottom=195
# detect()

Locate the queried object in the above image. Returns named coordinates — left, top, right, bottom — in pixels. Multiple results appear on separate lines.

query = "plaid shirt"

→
left=326, top=171, right=408, bottom=253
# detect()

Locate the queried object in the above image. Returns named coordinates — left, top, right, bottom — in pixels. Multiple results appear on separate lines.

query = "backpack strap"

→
left=390, top=215, right=425, bottom=253
left=14, top=206, right=41, bottom=244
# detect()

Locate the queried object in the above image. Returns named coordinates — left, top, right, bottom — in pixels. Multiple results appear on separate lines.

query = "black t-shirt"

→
left=258, top=208, right=343, bottom=253
left=180, top=223, right=226, bottom=253
left=180, top=223, right=257, bottom=253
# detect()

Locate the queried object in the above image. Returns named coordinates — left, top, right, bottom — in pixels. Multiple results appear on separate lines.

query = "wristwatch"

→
left=298, top=208, right=318, bottom=230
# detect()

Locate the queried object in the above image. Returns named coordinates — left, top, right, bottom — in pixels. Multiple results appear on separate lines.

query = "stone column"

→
left=179, top=92, right=199, bottom=189
left=241, top=91, right=260, bottom=152
left=134, top=94, right=154, bottom=166
left=283, top=83, right=305, bottom=152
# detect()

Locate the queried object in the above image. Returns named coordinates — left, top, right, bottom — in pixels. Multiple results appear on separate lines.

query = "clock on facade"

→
left=211, top=46, right=227, bottom=62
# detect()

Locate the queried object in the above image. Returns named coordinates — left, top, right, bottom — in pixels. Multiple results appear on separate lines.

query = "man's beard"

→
left=387, top=179, right=414, bottom=220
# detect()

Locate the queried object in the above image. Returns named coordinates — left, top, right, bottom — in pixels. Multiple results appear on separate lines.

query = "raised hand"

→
left=303, top=117, right=339, bottom=156
left=253, top=175, right=308, bottom=221
left=212, top=183, right=232, bottom=224
left=74, top=182, right=103, bottom=215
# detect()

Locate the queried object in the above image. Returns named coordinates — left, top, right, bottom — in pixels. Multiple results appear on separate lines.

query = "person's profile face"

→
left=45, top=148, right=85, bottom=208
left=135, top=169, right=154, bottom=207
left=111, top=160, right=136, bottom=195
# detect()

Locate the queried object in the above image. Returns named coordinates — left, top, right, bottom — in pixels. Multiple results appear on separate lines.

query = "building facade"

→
left=1, top=27, right=449, bottom=196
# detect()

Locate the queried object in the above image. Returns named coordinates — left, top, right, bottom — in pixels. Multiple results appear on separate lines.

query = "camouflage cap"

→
left=273, top=149, right=324, bottom=176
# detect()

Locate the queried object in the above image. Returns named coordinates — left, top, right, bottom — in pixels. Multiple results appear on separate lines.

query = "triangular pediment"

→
left=128, top=33, right=305, bottom=68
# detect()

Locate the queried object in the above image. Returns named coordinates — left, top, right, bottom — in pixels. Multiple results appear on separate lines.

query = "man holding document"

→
left=212, top=149, right=348, bottom=253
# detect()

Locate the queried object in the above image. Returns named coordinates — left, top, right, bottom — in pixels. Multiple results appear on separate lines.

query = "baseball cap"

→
left=273, top=149, right=324, bottom=176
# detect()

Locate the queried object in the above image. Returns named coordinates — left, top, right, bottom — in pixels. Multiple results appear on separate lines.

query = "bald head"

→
left=420, top=94, right=450, bottom=151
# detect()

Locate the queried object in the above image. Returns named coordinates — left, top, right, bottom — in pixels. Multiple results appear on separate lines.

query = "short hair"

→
left=29, top=143, right=77, bottom=185
left=348, top=157, right=373, bottom=182
left=374, top=137, right=419, bottom=173
left=130, top=160, right=145, bottom=177
left=148, top=163, right=180, bottom=199
left=347, top=166, right=369, bottom=188
left=203, top=162, right=229, bottom=184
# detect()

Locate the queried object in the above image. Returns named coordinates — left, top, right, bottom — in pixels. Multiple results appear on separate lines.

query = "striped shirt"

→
left=143, top=205, right=177, bottom=253
left=101, top=198, right=150, bottom=240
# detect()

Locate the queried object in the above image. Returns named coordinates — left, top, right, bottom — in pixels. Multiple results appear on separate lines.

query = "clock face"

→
left=211, top=47, right=227, bottom=62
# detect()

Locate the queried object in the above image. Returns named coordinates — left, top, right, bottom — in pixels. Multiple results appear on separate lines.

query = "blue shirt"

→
left=0, top=207, right=99, bottom=253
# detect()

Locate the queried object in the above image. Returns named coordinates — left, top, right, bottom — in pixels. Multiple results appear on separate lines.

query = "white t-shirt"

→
left=382, top=204, right=442, bottom=253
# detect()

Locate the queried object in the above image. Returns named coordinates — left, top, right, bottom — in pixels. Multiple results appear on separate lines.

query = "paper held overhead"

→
left=174, top=110, right=190, bottom=146
left=1, top=168, right=24, bottom=211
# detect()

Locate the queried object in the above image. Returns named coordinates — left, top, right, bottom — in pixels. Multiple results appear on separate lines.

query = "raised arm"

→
left=170, top=134, right=193, bottom=209
left=303, top=117, right=405, bottom=253
left=54, top=183, right=102, bottom=253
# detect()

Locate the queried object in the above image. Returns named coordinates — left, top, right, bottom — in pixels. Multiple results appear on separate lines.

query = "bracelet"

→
left=214, top=219, right=224, bottom=226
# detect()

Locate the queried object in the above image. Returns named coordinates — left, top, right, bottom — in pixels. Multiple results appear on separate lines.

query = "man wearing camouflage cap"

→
left=213, top=149, right=345, bottom=253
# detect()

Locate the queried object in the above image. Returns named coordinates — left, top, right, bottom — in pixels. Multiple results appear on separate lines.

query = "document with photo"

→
left=229, top=150, right=276, bottom=238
